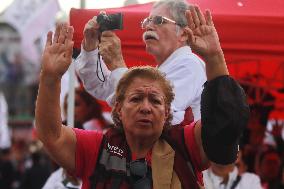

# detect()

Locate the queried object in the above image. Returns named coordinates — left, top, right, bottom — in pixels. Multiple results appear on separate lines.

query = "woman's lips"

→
left=136, top=119, right=153, bottom=126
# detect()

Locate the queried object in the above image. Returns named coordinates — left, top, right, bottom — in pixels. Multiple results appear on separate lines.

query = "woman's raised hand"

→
left=41, top=23, right=74, bottom=80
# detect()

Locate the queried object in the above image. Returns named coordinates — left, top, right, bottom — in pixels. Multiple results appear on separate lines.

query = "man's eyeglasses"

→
left=129, top=158, right=152, bottom=189
left=141, top=15, right=180, bottom=29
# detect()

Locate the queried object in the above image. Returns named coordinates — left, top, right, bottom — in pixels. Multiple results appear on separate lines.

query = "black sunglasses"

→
left=129, top=158, right=152, bottom=189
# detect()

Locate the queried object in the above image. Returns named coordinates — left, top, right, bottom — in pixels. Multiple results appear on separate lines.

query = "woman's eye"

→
left=152, top=98, right=162, bottom=105
left=130, top=97, right=141, bottom=102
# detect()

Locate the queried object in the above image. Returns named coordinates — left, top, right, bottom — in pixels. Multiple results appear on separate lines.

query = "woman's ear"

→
left=164, top=105, right=170, bottom=121
left=114, top=102, right=122, bottom=119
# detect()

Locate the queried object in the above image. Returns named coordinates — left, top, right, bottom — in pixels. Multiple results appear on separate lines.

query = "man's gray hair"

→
left=153, top=0, right=190, bottom=28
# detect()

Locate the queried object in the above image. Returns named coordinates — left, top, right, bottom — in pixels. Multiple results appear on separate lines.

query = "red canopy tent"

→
left=70, top=0, right=284, bottom=118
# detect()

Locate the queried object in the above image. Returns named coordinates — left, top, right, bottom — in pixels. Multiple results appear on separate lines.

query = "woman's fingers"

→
left=58, top=23, right=68, bottom=44
left=53, top=23, right=61, bottom=44
left=45, top=31, right=53, bottom=48
left=65, top=26, right=74, bottom=59
left=66, top=26, right=74, bottom=41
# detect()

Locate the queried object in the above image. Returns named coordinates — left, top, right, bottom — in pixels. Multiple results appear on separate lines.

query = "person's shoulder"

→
left=171, top=54, right=205, bottom=72
left=50, top=168, right=64, bottom=181
left=241, top=172, right=261, bottom=180
left=73, top=128, right=103, bottom=137
left=73, top=128, right=104, bottom=146
left=241, top=172, right=262, bottom=186
left=163, top=123, right=196, bottom=143
left=104, top=127, right=124, bottom=141
left=42, top=168, right=65, bottom=189
left=173, top=47, right=204, bottom=63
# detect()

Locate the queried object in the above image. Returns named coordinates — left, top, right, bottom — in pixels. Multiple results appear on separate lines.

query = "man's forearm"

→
left=204, top=51, right=229, bottom=81
left=75, top=49, right=128, bottom=103
left=35, top=74, right=62, bottom=144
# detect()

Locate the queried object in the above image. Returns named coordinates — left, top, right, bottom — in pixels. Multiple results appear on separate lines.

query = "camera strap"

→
left=96, top=34, right=106, bottom=82
left=96, top=53, right=106, bottom=82
left=230, top=175, right=241, bottom=189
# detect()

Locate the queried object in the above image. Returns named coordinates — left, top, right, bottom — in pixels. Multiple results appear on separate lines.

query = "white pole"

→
left=67, top=0, right=85, bottom=127
left=80, top=0, right=86, bottom=8
left=67, top=61, right=75, bottom=127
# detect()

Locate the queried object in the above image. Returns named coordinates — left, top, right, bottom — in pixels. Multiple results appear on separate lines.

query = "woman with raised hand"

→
left=35, top=6, right=249, bottom=189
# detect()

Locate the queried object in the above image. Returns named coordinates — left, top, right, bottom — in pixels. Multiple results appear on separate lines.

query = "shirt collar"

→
left=209, top=166, right=238, bottom=187
left=158, top=46, right=193, bottom=70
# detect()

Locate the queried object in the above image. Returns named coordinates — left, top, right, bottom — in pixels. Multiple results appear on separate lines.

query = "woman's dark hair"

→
left=64, top=87, right=107, bottom=125
left=75, top=87, right=105, bottom=121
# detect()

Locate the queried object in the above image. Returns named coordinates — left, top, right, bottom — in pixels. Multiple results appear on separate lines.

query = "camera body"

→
left=96, top=13, right=123, bottom=33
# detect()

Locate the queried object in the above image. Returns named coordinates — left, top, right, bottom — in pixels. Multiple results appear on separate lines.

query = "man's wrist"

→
left=109, top=58, right=126, bottom=71
left=203, top=49, right=224, bottom=63
left=204, top=51, right=229, bottom=81
left=82, top=38, right=98, bottom=52
left=80, top=45, right=99, bottom=56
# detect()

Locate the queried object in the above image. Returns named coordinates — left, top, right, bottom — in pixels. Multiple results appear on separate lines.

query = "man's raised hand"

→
left=185, top=5, right=222, bottom=59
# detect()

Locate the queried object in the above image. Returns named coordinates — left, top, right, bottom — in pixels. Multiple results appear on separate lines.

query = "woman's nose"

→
left=139, top=99, right=152, bottom=114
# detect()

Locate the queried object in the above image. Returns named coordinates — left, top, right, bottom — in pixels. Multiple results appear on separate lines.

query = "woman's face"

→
left=116, top=77, right=169, bottom=140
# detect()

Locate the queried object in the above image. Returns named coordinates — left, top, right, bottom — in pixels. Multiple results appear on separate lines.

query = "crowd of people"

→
left=1, top=0, right=284, bottom=189
left=0, top=85, right=112, bottom=189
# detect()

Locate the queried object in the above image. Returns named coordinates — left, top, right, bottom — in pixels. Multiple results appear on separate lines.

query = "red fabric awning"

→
left=70, top=0, right=284, bottom=117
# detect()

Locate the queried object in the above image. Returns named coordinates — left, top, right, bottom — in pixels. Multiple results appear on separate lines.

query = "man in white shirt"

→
left=203, top=165, right=262, bottom=189
left=203, top=150, right=262, bottom=189
left=75, top=0, right=206, bottom=125
left=42, top=168, right=82, bottom=189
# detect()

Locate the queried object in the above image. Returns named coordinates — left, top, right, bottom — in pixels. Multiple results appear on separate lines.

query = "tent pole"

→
left=67, top=61, right=75, bottom=128
left=80, top=0, right=86, bottom=8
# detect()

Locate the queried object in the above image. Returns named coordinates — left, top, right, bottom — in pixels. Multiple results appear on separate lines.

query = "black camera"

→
left=96, top=13, right=123, bottom=33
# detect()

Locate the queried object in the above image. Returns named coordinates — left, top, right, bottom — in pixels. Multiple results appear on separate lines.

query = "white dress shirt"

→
left=203, top=167, right=262, bottom=189
left=75, top=46, right=206, bottom=124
